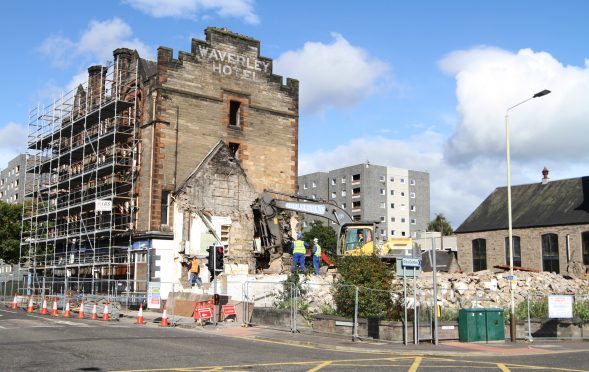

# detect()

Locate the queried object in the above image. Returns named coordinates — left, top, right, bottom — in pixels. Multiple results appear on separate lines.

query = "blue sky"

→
left=1, top=1, right=588, bottom=227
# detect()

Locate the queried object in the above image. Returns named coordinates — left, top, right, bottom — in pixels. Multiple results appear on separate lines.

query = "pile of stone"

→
left=407, top=270, right=589, bottom=309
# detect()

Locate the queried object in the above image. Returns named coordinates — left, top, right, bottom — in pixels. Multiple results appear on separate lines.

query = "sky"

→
left=1, top=1, right=588, bottom=228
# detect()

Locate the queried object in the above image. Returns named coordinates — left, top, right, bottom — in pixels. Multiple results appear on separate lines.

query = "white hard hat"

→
left=313, top=238, right=319, bottom=242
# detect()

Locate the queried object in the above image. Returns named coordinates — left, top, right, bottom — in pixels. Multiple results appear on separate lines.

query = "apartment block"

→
left=298, top=163, right=430, bottom=239
left=0, top=154, right=27, bottom=204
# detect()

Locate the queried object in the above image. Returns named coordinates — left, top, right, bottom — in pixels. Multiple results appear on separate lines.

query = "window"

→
left=410, top=205, right=416, bottom=211
left=229, top=100, right=241, bottom=126
left=379, top=202, right=386, bottom=208
left=390, top=203, right=395, bottom=209
left=380, top=229, right=385, bottom=235
left=380, top=216, right=385, bottom=222
left=353, top=215, right=361, bottom=221
left=312, top=194, right=316, bottom=199
left=583, top=232, right=589, bottom=265
left=391, top=230, right=395, bottom=235
left=400, top=192, right=405, bottom=197
left=410, top=179, right=415, bottom=185
left=542, top=233, right=559, bottom=273
left=352, top=201, right=361, bottom=208
left=341, top=177, right=346, bottom=184
left=390, top=177, right=395, bottom=182
left=411, top=232, right=417, bottom=238
left=341, top=190, right=346, bottom=197
left=504, top=236, right=522, bottom=267
left=380, top=188, right=385, bottom=195
left=410, top=192, right=415, bottom=198
left=472, top=238, right=487, bottom=271
left=411, top=218, right=416, bottom=224
left=331, top=178, right=336, bottom=186
left=228, top=142, right=240, bottom=160
left=352, top=187, right=361, bottom=195
left=401, top=231, right=406, bottom=236
left=312, top=181, right=316, bottom=188
left=379, top=175, right=385, bottom=182
left=400, top=178, right=405, bottom=184
left=331, top=191, right=336, bottom=199
left=390, top=190, right=395, bottom=196
left=160, top=191, right=170, bottom=225
left=302, top=221, right=308, bottom=228
left=352, top=174, right=361, bottom=182
left=401, top=218, right=405, bottom=223
left=303, top=183, right=308, bottom=190
left=341, top=203, right=346, bottom=209
left=390, top=217, right=395, bottom=222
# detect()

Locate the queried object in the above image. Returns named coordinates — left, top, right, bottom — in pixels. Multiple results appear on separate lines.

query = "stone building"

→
left=455, top=169, right=589, bottom=275
left=21, top=27, right=298, bottom=296
left=0, top=154, right=27, bottom=204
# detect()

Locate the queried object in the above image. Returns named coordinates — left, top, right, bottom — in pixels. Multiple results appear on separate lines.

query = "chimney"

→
left=87, top=65, right=107, bottom=109
left=542, top=166, right=550, bottom=185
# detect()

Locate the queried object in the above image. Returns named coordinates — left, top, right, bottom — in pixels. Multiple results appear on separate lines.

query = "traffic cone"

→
left=102, top=301, right=109, bottom=321
left=51, top=297, right=59, bottom=317
left=40, top=296, right=49, bottom=315
left=78, top=298, right=85, bottom=319
left=91, top=301, right=98, bottom=320
left=160, top=304, right=169, bottom=327
left=135, top=304, right=145, bottom=325
left=63, top=299, right=71, bottom=318
left=27, top=295, right=34, bottom=313
left=11, top=292, right=18, bottom=310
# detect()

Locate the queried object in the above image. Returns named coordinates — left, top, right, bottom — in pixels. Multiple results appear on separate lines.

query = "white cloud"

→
left=124, top=0, right=259, bottom=24
left=300, top=47, right=589, bottom=228
left=39, top=18, right=152, bottom=67
left=440, top=46, right=589, bottom=164
left=274, top=33, right=390, bottom=114
left=0, top=122, right=27, bottom=169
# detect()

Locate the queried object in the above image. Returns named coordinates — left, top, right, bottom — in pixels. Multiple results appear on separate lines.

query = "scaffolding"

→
left=20, top=52, right=140, bottom=297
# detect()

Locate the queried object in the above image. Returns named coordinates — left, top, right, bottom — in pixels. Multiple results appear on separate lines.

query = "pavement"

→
left=116, top=306, right=589, bottom=358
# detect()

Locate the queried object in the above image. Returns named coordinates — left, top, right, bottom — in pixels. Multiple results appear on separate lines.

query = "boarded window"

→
left=472, top=238, right=487, bottom=271
left=541, top=233, right=559, bottom=273
left=504, top=236, right=521, bottom=267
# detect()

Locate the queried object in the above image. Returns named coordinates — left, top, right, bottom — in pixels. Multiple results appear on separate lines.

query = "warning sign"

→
left=197, top=308, right=213, bottom=320
left=222, top=305, right=236, bottom=315
left=548, top=295, right=573, bottom=318
left=194, top=301, right=213, bottom=320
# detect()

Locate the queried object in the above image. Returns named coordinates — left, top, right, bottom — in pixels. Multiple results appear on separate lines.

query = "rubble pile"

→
left=406, top=270, right=589, bottom=309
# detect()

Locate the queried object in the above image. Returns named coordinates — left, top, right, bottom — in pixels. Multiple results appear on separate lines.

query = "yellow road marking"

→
left=497, top=363, right=510, bottom=372
left=408, top=356, right=422, bottom=372
left=307, top=360, right=333, bottom=372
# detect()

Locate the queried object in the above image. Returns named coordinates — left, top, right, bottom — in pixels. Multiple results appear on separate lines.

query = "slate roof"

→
left=455, top=176, right=589, bottom=234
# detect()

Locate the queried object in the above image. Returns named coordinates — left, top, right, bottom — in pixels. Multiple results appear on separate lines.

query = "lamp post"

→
left=505, top=89, right=550, bottom=342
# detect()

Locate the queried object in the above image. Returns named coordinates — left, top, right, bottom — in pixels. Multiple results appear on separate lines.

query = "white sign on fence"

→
left=95, top=199, right=112, bottom=212
left=147, top=282, right=161, bottom=310
left=548, top=295, right=573, bottom=318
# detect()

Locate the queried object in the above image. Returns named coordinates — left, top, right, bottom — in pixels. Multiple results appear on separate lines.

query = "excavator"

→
left=251, top=190, right=414, bottom=265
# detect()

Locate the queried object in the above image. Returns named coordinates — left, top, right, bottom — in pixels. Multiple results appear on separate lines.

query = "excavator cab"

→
left=338, top=224, right=376, bottom=256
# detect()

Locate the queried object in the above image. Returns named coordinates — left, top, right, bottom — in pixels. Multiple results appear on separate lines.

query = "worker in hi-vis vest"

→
left=188, top=257, right=202, bottom=287
left=291, top=233, right=309, bottom=273
left=312, top=238, right=322, bottom=275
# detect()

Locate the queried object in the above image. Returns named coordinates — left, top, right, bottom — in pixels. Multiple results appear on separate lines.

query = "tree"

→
left=0, top=201, right=23, bottom=264
left=301, top=220, right=337, bottom=259
left=427, top=213, right=454, bottom=236
left=333, top=255, right=400, bottom=319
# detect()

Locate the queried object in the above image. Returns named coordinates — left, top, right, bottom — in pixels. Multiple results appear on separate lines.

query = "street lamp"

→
left=505, top=88, right=551, bottom=342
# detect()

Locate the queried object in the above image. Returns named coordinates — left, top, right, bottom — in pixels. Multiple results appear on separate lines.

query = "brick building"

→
left=20, top=27, right=298, bottom=295
left=455, top=170, right=589, bottom=275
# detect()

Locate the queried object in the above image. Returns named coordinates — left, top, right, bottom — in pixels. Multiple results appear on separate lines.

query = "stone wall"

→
left=457, top=224, right=589, bottom=274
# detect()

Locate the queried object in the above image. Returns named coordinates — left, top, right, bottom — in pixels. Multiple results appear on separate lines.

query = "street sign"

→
left=402, top=258, right=421, bottom=268
left=395, top=259, right=421, bottom=278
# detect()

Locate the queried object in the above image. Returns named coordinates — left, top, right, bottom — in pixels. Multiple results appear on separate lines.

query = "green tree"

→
left=302, top=220, right=337, bottom=259
left=0, top=201, right=23, bottom=264
left=333, top=255, right=400, bottom=319
left=427, top=213, right=454, bottom=235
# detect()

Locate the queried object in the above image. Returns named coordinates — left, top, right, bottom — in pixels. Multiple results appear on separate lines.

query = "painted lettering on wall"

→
left=198, top=46, right=270, bottom=82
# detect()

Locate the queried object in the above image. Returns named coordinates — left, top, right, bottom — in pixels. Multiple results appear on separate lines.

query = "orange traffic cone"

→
left=135, top=304, right=145, bottom=325
left=11, top=293, right=18, bottom=310
left=78, top=298, right=85, bottom=319
left=51, top=297, right=59, bottom=317
left=63, top=299, right=71, bottom=318
left=27, top=295, right=34, bottom=313
left=91, top=301, right=98, bottom=320
left=40, top=296, right=49, bottom=315
left=102, top=301, right=109, bottom=321
left=160, top=304, right=169, bottom=327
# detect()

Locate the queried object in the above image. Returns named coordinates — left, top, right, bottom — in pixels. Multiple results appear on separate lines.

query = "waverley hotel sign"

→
left=198, top=45, right=270, bottom=82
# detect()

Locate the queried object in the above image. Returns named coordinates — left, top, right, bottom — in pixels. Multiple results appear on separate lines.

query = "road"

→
left=1, top=307, right=588, bottom=371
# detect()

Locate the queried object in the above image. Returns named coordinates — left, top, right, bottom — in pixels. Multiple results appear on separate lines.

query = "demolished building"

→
left=20, top=27, right=299, bottom=297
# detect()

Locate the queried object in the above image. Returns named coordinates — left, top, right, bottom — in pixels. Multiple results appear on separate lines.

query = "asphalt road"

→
left=1, top=307, right=588, bottom=371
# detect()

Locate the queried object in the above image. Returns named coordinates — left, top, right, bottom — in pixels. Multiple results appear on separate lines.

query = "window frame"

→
left=541, top=233, right=560, bottom=273
left=472, top=238, right=487, bottom=271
